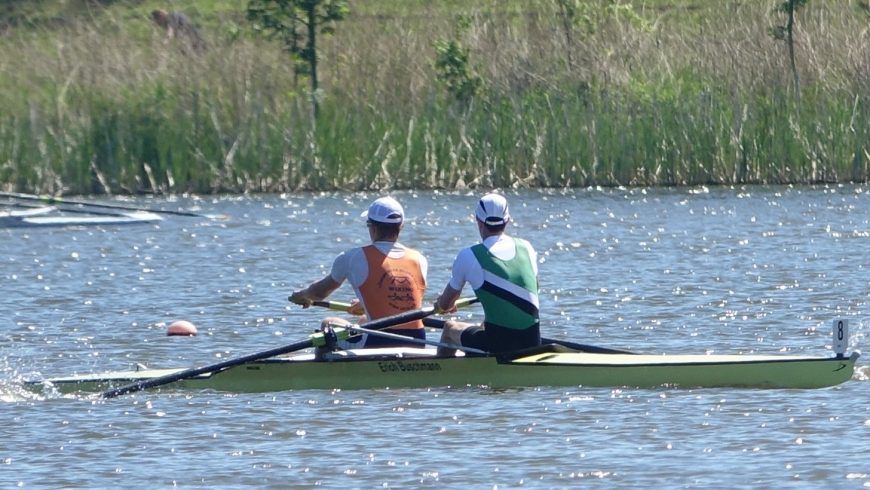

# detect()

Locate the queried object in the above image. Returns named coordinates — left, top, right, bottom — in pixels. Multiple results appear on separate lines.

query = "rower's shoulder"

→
left=513, top=236, right=537, bottom=253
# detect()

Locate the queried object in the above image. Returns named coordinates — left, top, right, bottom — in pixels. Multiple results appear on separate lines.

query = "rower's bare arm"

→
left=289, top=276, right=342, bottom=307
left=435, top=285, right=462, bottom=313
left=347, top=299, right=365, bottom=316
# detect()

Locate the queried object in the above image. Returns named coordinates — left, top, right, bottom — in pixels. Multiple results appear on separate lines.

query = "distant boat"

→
left=0, top=191, right=214, bottom=221
left=0, top=205, right=163, bottom=228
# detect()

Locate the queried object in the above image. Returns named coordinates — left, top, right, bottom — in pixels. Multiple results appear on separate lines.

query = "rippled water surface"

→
left=2, top=187, right=869, bottom=488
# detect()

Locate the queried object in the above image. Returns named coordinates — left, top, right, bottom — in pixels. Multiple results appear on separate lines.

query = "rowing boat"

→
left=1, top=205, right=162, bottom=228
left=0, top=206, right=56, bottom=226
left=25, top=316, right=859, bottom=395
left=28, top=346, right=858, bottom=394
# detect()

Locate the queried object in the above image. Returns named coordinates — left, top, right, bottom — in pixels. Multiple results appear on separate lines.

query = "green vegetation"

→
left=769, top=0, right=810, bottom=100
left=433, top=14, right=482, bottom=107
left=247, top=0, right=349, bottom=120
left=1, top=0, right=868, bottom=194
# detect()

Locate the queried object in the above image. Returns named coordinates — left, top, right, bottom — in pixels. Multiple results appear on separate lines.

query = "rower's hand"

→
left=288, top=290, right=313, bottom=308
left=434, top=297, right=457, bottom=314
left=347, top=299, right=365, bottom=316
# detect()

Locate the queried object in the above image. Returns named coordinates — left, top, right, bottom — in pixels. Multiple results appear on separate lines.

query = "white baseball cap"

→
left=475, top=193, right=510, bottom=226
left=363, top=196, right=404, bottom=224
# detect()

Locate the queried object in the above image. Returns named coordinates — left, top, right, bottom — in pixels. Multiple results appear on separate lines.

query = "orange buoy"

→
left=167, top=320, right=198, bottom=336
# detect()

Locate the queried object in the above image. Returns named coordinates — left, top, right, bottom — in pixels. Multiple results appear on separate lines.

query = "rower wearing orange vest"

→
left=289, top=196, right=428, bottom=347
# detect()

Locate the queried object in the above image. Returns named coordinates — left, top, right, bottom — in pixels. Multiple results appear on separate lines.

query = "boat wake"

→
left=855, top=364, right=870, bottom=382
left=0, top=379, right=46, bottom=403
left=0, top=376, right=90, bottom=402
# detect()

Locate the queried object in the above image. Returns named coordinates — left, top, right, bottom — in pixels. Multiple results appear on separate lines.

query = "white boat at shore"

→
left=1, top=205, right=162, bottom=228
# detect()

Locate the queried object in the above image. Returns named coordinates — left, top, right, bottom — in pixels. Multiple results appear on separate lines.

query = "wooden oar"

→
left=421, top=318, right=638, bottom=355
left=0, top=191, right=216, bottom=218
left=101, top=305, right=446, bottom=398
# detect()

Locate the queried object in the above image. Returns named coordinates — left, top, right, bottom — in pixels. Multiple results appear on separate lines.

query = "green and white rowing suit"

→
left=447, top=234, right=541, bottom=353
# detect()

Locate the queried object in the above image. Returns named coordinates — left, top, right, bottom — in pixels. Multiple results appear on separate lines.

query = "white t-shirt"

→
left=330, top=241, right=428, bottom=291
left=448, top=234, right=538, bottom=292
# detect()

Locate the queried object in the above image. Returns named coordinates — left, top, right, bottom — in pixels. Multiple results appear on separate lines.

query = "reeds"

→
left=0, top=0, right=867, bottom=194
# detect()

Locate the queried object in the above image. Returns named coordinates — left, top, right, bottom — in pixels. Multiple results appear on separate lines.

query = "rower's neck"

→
left=478, top=219, right=505, bottom=240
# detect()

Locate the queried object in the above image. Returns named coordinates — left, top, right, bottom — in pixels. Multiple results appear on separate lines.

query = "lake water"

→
left=1, top=186, right=868, bottom=488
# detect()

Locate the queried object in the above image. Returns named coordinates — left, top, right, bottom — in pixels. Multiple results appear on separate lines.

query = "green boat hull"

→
left=28, top=348, right=859, bottom=394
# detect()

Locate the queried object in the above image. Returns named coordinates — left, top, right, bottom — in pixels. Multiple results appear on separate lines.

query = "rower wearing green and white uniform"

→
left=435, top=193, right=541, bottom=355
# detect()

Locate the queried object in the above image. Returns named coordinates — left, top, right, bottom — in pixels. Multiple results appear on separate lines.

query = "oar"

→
left=0, top=191, right=217, bottom=218
left=311, top=297, right=480, bottom=313
left=345, top=324, right=487, bottom=355
left=309, top=299, right=630, bottom=353
left=311, top=300, right=356, bottom=312
left=101, top=305, right=446, bottom=398
left=3, top=200, right=152, bottom=218
left=421, top=318, right=638, bottom=355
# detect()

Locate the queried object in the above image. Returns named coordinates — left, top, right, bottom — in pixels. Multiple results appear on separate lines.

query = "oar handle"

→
left=311, top=300, right=353, bottom=312
left=453, top=297, right=479, bottom=309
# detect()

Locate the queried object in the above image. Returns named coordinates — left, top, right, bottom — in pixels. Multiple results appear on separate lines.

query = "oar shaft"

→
left=103, top=303, right=449, bottom=398
left=102, top=339, right=313, bottom=398
left=421, top=318, right=637, bottom=355
left=361, top=306, right=438, bottom=330
left=4, top=201, right=142, bottom=217
left=311, top=297, right=479, bottom=314
left=310, top=299, right=628, bottom=353
left=347, top=325, right=487, bottom=355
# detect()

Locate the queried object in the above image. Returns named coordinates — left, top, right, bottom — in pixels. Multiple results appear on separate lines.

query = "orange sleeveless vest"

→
left=358, top=245, right=426, bottom=330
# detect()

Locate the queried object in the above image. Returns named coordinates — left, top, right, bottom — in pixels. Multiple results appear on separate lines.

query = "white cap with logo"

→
left=475, top=193, right=510, bottom=226
left=364, top=196, right=404, bottom=224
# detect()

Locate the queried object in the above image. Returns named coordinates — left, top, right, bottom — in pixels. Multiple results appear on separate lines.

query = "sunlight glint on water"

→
left=1, top=186, right=868, bottom=487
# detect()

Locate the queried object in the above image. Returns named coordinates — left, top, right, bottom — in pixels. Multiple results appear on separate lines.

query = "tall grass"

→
left=0, top=0, right=868, bottom=194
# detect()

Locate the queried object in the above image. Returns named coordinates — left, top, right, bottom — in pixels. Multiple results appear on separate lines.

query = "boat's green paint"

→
left=28, top=348, right=859, bottom=394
